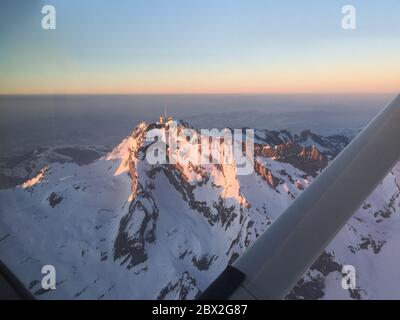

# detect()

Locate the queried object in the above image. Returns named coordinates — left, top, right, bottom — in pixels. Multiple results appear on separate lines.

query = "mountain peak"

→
left=1, top=118, right=398, bottom=300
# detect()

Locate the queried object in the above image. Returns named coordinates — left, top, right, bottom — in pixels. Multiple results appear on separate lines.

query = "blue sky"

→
left=0, top=0, right=399, bottom=94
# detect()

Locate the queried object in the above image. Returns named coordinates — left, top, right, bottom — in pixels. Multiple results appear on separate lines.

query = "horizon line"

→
left=0, top=91, right=397, bottom=97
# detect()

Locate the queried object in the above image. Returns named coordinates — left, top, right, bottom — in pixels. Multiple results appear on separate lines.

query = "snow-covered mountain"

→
left=0, top=118, right=399, bottom=300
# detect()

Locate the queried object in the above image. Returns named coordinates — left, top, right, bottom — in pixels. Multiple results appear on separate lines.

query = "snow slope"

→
left=0, top=119, right=399, bottom=299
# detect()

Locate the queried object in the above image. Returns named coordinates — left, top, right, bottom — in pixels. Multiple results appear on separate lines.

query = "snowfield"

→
left=0, top=119, right=399, bottom=299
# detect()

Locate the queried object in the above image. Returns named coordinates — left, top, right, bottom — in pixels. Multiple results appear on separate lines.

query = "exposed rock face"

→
left=157, top=272, right=200, bottom=300
left=254, top=161, right=281, bottom=189
left=288, top=250, right=363, bottom=300
left=113, top=120, right=251, bottom=270
left=192, top=254, right=217, bottom=271
left=1, top=118, right=399, bottom=300
left=253, top=128, right=348, bottom=178
left=296, top=129, right=350, bottom=158
left=113, top=187, right=158, bottom=269
left=256, top=142, right=328, bottom=177
left=48, top=192, right=63, bottom=208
